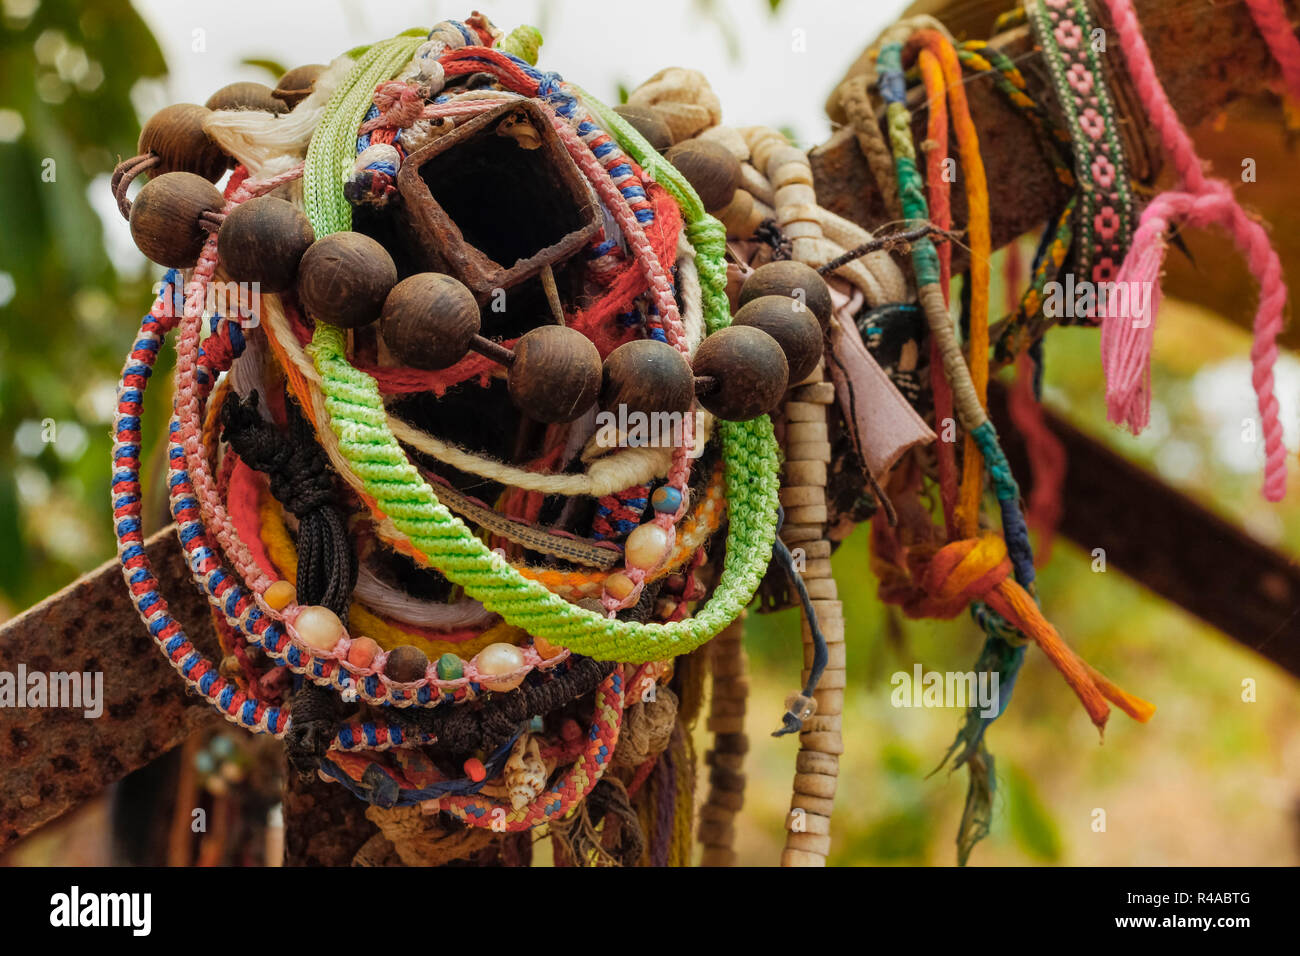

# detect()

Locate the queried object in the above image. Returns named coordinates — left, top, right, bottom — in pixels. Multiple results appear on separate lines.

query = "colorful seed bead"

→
left=475, top=642, right=526, bottom=692
left=532, top=635, right=564, bottom=661
left=464, top=758, right=487, bottom=783
left=263, top=579, right=297, bottom=611
left=295, top=605, right=344, bottom=651
left=528, top=715, right=545, bottom=733
left=650, top=485, right=683, bottom=514
left=603, top=571, right=637, bottom=602
left=436, top=652, right=465, bottom=680
left=347, top=635, right=380, bottom=669
left=624, top=522, right=670, bottom=571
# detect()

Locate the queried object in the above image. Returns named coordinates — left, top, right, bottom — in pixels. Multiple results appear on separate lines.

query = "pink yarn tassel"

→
left=1246, top=0, right=1300, bottom=103
left=1100, top=0, right=1291, bottom=501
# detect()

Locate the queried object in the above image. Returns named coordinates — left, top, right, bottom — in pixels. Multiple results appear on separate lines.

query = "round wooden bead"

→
left=613, top=103, right=674, bottom=151
left=693, top=325, right=789, bottom=421
left=294, top=605, right=344, bottom=652
left=380, top=273, right=481, bottom=369
left=137, top=103, right=229, bottom=182
left=665, top=139, right=741, bottom=212
left=384, top=644, right=430, bottom=683
left=507, top=325, right=602, bottom=423
left=624, top=522, right=671, bottom=571
left=129, top=171, right=224, bottom=267
left=475, top=642, right=526, bottom=692
left=297, top=231, right=397, bottom=329
left=205, top=81, right=287, bottom=114
left=600, top=339, right=694, bottom=417
left=262, top=579, right=297, bottom=611
left=273, top=64, right=327, bottom=109
left=217, top=196, right=314, bottom=293
left=738, top=260, right=833, bottom=329
left=732, top=294, right=824, bottom=383
left=436, top=652, right=465, bottom=680
left=347, top=636, right=381, bottom=669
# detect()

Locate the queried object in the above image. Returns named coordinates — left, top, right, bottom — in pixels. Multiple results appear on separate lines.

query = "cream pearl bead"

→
left=263, top=579, right=297, bottom=611
left=475, top=642, right=526, bottom=692
left=624, top=522, right=670, bottom=571
left=295, top=605, right=344, bottom=651
left=604, top=571, right=637, bottom=602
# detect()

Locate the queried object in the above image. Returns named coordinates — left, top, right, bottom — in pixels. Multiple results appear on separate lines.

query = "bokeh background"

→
left=1, top=0, right=1298, bottom=866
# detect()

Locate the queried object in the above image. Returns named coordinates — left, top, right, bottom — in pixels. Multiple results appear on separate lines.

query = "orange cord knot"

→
left=875, top=526, right=1155, bottom=733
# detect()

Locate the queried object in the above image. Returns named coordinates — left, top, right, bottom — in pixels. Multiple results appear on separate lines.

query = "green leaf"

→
left=240, top=57, right=288, bottom=79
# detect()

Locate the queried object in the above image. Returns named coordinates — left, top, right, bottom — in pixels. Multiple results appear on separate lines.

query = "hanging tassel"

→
left=1100, top=0, right=1290, bottom=502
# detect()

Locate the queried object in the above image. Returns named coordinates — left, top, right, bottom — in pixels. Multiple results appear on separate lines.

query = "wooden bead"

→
left=739, top=260, right=833, bottom=329
left=600, top=339, right=694, bottom=417
left=273, top=64, right=327, bottom=109
left=384, top=645, right=430, bottom=683
left=205, top=81, right=287, bottom=114
left=475, top=642, right=526, bottom=692
left=294, top=605, right=344, bottom=652
left=262, top=579, right=297, bottom=611
left=693, top=325, right=788, bottom=421
left=138, top=103, right=229, bottom=182
left=613, top=103, right=673, bottom=151
left=297, top=231, right=397, bottom=329
left=380, top=272, right=481, bottom=369
left=665, top=139, right=741, bottom=212
left=217, top=196, right=314, bottom=293
left=507, top=325, right=602, bottom=423
left=129, top=172, right=224, bottom=267
left=732, top=295, right=824, bottom=383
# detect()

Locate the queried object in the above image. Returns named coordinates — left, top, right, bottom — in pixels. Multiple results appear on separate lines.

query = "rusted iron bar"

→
left=989, top=380, right=1300, bottom=681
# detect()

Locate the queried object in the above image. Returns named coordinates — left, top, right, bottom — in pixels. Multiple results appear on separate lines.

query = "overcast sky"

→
left=129, top=0, right=906, bottom=149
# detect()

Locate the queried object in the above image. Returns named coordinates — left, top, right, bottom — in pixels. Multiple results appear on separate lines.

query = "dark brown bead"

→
left=297, top=232, right=398, bottom=329
left=138, top=103, right=230, bottom=182
left=129, top=171, right=224, bottom=267
left=738, top=260, right=833, bottom=329
left=732, top=295, right=824, bottom=383
left=217, top=196, right=314, bottom=292
left=273, top=64, right=327, bottom=109
left=380, top=273, right=481, bottom=370
left=665, top=139, right=741, bottom=212
left=613, top=104, right=674, bottom=151
left=692, top=325, right=788, bottom=421
left=205, top=81, right=288, bottom=114
left=600, top=339, right=694, bottom=416
left=507, top=325, right=602, bottom=423
left=384, top=645, right=430, bottom=683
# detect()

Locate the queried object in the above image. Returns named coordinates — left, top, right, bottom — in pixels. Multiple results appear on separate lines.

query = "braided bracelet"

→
left=1024, top=0, right=1135, bottom=296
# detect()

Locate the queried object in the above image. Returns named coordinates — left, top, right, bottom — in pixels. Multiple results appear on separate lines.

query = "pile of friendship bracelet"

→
left=107, top=1, right=1296, bottom=865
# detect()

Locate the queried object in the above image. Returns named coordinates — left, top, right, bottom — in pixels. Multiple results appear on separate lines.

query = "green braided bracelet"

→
left=297, top=34, right=781, bottom=663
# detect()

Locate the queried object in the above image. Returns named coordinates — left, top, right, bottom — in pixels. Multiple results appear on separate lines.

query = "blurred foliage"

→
left=0, top=0, right=167, bottom=610
left=0, top=0, right=1294, bottom=868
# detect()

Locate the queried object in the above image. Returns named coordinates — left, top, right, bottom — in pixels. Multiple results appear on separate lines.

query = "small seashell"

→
left=505, top=735, right=546, bottom=810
